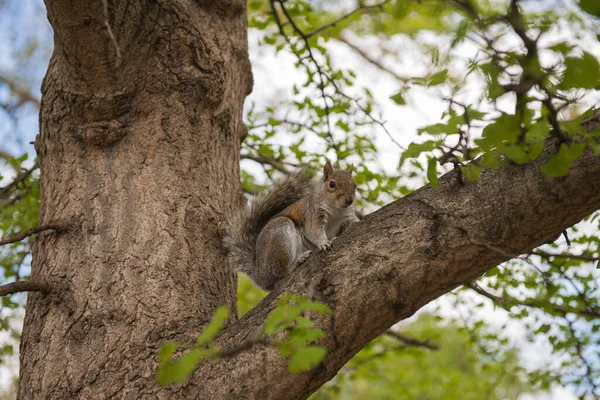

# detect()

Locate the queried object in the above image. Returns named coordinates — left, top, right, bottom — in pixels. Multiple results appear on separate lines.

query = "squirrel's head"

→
left=322, top=161, right=356, bottom=209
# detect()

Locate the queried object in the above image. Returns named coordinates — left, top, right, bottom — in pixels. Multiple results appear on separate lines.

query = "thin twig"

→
left=306, top=1, right=390, bottom=39
left=0, top=189, right=30, bottom=208
left=467, top=237, right=599, bottom=264
left=338, top=35, right=409, bottom=83
left=0, top=281, right=51, bottom=297
left=0, top=162, right=38, bottom=198
left=466, top=282, right=600, bottom=318
left=533, top=250, right=600, bottom=262
left=384, top=330, right=440, bottom=350
left=541, top=97, right=571, bottom=143
left=565, top=318, right=599, bottom=394
left=271, top=1, right=339, bottom=151
left=467, top=237, right=517, bottom=260
left=271, top=1, right=398, bottom=152
left=0, top=224, right=61, bottom=247
left=241, top=153, right=292, bottom=175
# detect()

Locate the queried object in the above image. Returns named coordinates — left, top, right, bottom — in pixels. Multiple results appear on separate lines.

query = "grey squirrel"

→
left=224, top=161, right=359, bottom=290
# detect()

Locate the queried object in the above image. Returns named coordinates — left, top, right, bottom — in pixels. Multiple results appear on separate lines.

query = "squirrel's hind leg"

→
left=254, top=217, right=302, bottom=290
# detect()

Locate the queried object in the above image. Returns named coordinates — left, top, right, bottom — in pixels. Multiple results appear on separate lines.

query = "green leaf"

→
left=294, top=316, right=316, bottom=329
left=561, top=117, right=584, bottom=136
left=288, top=345, right=327, bottom=373
left=479, top=62, right=504, bottom=98
left=540, top=143, right=586, bottom=177
left=157, top=349, right=205, bottom=386
left=264, top=306, right=294, bottom=335
left=197, top=306, right=229, bottom=345
left=465, top=108, right=486, bottom=122
left=389, top=91, right=407, bottom=105
left=279, top=294, right=332, bottom=314
left=158, top=342, right=177, bottom=363
left=451, top=19, right=470, bottom=48
left=393, top=0, right=409, bottom=19
left=428, top=69, right=449, bottom=86
left=527, top=120, right=551, bottom=140
left=476, top=114, right=520, bottom=150
left=577, top=0, right=600, bottom=17
left=460, top=163, right=480, bottom=182
left=277, top=327, right=325, bottom=357
left=549, top=42, right=574, bottom=56
left=336, top=120, right=350, bottom=132
left=399, top=141, right=439, bottom=168
left=417, top=122, right=458, bottom=136
left=291, top=327, right=325, bottom=344
left=528, top=141, right=545, bottom=161
left=427, top=158, right=438, bottom=189
left=503, top=145, right=529, bottom=165
left=558, top=52, right=600, bottom=90
left=297, top=301, right=332, bottom=314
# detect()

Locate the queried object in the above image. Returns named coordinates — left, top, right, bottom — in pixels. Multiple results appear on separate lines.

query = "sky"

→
left=1, top=0, right=600, bottom=398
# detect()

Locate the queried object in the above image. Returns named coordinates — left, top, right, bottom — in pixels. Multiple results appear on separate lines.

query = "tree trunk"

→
left=18, top=0, right=252, bottom=398
left=17, top=1, right=600, bottom=399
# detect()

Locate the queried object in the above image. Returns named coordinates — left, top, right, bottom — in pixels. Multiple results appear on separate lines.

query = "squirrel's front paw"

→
left=319, top=241, right=332, bottom=251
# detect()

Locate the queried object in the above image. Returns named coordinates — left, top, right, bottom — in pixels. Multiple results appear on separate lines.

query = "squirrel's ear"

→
left=323, top=161, right=333, bottom=181
left=348, top=164, right=355, bottom=174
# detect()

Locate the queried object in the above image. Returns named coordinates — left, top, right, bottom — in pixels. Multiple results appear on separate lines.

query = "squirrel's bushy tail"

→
left=224, top=169, right=313, bottom=277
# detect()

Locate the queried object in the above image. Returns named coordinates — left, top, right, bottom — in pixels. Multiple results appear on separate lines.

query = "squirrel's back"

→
left=223, top=169, right=313, bottom=277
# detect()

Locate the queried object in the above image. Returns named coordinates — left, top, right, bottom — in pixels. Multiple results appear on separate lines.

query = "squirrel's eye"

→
left=329, top=181, right=336, bottom=189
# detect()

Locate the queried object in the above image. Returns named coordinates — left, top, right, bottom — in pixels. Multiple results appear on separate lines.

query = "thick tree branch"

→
left=190, top=131, right=600, bottom=399
left=0, top=224, right=61, bottom=246
left=0, top=281, right=51, bottom=297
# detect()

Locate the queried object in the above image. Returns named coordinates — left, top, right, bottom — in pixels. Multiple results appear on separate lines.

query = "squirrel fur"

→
left=224, top=161, right=359, bottom=290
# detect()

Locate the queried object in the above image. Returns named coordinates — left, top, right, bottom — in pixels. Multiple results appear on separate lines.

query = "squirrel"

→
left=224, top=161, right=359, bottom=290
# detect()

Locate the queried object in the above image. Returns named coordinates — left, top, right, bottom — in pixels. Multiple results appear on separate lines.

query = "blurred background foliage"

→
left=2, top=0, right=600, bottom=398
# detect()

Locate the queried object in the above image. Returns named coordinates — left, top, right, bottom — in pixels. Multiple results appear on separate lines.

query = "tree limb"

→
left=0, top=224, right=61, bottom=246
left=191, top=132, right=600, bottom=399
left=0, top=281, right=51, bottom=297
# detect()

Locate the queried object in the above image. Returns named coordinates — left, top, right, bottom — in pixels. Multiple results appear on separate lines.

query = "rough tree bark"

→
left=17, top=1, right=600, bottom=400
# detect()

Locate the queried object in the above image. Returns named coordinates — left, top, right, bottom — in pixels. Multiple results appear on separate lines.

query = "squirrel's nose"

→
left=345, top=197, right=354, bottom=206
